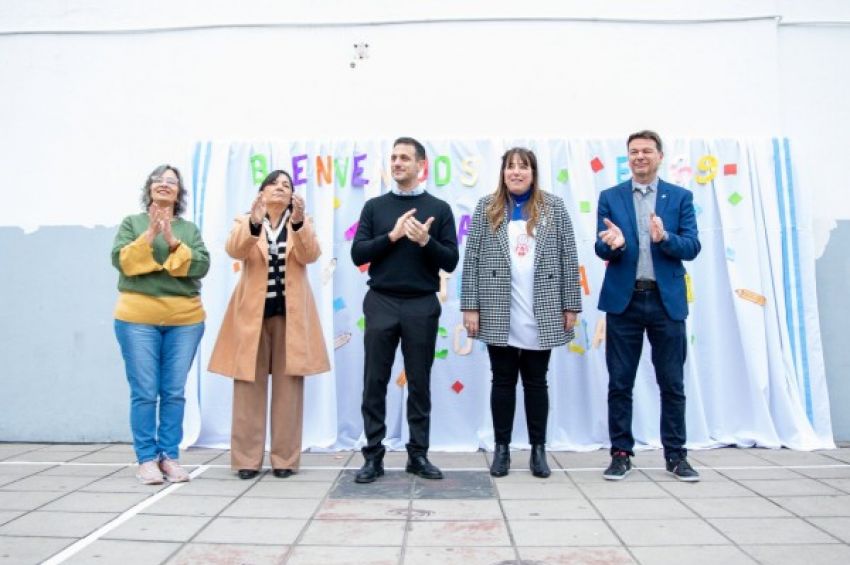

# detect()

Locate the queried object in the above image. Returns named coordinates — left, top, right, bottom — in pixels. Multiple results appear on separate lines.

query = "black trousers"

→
left=606, top=289, right=687, bottom=461
left=487, top=345, right=552, bottom=445
left=361, top=289, right=440, bottom=460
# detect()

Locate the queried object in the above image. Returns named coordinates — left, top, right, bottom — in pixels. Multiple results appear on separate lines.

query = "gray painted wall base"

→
left=817, top=220, right=850, bottom=441
left=1, top=223, right=847, bottom=442
left=0, top=226, right=130, bottom=442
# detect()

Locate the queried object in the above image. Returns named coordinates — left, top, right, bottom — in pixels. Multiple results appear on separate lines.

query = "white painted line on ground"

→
left=41, top=464, right=210, bottom=565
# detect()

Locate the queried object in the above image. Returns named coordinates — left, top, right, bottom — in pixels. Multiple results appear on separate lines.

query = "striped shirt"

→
left=249, top=216, right=289, bottom=318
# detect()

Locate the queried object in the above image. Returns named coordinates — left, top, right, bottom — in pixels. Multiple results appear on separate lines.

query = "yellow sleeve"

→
left=119, top=234, right=163, bottom=276
left=163, top=243, right=192, bottom=277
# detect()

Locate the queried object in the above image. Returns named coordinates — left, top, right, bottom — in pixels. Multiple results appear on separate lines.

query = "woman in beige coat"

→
left=208, top=170, right=330, bottom=479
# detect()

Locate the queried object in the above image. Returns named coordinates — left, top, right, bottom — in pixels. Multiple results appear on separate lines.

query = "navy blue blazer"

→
left=594, top=179, right=700, bottom=321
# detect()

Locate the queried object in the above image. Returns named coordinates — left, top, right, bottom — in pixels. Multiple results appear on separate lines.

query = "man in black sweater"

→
left=351, top=137, right=459, bottom=483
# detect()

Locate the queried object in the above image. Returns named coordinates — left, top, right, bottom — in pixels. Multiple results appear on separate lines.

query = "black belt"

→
left=634, top=280, right=658, bottom=291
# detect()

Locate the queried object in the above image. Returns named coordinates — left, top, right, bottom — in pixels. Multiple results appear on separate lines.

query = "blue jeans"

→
left=114, top=320, right=204, bottom=463
left=606, top=289, right=687, bottom=461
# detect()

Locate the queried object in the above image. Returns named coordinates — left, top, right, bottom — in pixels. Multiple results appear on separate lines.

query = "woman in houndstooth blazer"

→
left=460, top=147, right=582, bottom=478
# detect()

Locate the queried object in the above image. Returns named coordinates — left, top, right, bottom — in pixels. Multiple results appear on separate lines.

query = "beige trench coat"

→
left=208, top=214, right=330, bottom=381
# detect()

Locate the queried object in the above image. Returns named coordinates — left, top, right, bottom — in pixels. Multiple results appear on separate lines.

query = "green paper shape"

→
left=356, top=317, right=366, bottom=331
left=728, top=192, right=743, bottom=206
left=438, top=327, right=448, bottom=338
left=557, top=169, right=569, bottom=183
left=580, top=201, right=591, bottom=213
left=434, top=349, right=448, bottom=359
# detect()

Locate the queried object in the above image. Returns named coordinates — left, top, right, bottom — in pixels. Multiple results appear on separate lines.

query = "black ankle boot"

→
left=530, top=444, right=551, bottom=478
left=490, top=444, right=511, bottom=477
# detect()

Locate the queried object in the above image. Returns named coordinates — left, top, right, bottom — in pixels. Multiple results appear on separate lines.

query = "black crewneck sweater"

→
left=351, top=191, right=459, bottom=297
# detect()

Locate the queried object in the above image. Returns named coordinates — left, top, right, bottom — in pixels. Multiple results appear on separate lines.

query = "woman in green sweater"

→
left=111, top=164, right=209, bottom=485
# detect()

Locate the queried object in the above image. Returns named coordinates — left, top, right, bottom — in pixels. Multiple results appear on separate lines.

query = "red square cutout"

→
left=724, top=163, right=738, bottom=175
left=590, top=157, right=604, bottom=173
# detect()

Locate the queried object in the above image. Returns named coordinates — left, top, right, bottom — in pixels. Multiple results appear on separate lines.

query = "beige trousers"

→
left=231, top=315, right=304, bottom=471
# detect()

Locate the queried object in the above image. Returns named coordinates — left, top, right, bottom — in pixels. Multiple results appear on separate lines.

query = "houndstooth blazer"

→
left=460, top=191, right=582, bottom=348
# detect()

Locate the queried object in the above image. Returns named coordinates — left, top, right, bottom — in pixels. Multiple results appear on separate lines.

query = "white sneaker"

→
left=136, top=460, right=165, bottom=485
left=159, top=458, right=190, bottom=483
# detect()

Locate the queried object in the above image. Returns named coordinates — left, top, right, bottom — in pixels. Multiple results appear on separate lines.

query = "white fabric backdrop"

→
left=183, top=137, right=833, bottom=452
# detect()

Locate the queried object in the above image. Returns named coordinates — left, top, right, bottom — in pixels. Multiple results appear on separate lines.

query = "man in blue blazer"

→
left=595, top=130, right=701, bottom=481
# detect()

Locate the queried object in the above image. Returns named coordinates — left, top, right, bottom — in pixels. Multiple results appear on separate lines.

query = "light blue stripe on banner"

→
left=198, top=142, right=212, bottom=232
left=784, top=138, right=813, bottom=422
left=191, top=142, right=201, bottom=225
left=773, top=139, right=798, bottom=381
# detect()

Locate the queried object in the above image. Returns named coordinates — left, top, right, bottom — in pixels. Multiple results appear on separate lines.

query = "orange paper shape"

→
left=396, top=369, right=407, bottom=387
left=735, top=288, right=766, bottom=306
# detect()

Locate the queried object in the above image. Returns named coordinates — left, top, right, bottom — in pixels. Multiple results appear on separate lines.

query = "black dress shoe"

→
left=530, top=444, right=551, bottom=478
left=272, top=469, right=294, bottom=478
left=237, top=469, right=259, bottom=480
left=354, top=459, right=384, bottom=483
left=490, top=443, right=511, bottom=477
left=405, top=454, right=444, bottom=479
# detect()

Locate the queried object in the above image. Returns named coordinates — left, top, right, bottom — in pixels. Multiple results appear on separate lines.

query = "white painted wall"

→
left=2, top=0, right=849, bottom=440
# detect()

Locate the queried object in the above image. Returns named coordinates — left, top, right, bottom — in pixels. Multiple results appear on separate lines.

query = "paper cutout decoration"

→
left=358, top=262, right=370, bottom=273
left=736, top=288, right=766, bottom=306
left=451, top=380, right=464, bottom=394
left=685, top=273, right=694, bottom=303
left=323, top=258, right=337, bottom=285
left=592, top=317, right=606, bottom=349
left=438, top=327, right=448, bottom=338
left=396, top=370, right=407, bottom=387
left=725, top=247, right=736, bottom=261
left=434, top=349, right=448, bottom=360
left=579, top=201, right=591, bottom=213
left=668, top=156, right=693, bottom=186
left=333, top=197, right=342, bottom=209
left=568, top=342, right=585, bottom=355
left=344, top=221, right=359, bottom=241
left=334, top=332, right=352, bottom=349
left=232, top=261, right=241, bottom=273
left=356, top=317, right=366, bottom=331
left=696, top=155, right=718, bottom=185
left=728, top=192, right=743, bottom=206
left=590, top=157, right=604, bottom=173
left=557, top=169, right=569, bottom=183
left=724, top=163, right=738, bottom=176
left=333, top=297, right=346, bottom=312
left=453, top=325, right=473, bottom=355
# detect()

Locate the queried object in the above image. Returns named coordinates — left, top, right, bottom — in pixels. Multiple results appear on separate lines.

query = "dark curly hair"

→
left=141, top=164, right=187, bottom=216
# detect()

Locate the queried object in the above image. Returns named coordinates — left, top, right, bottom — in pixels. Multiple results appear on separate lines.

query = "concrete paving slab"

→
left=769, top=495, right=850, bottom=516
left=0, top=535, right=74, bottom=564
left=794, top=466, right=850, bottom=479
left=409, top=499, right=503, bottom=521
left=257, top=468, right=342, bottom=482
left=246, top=480, right=333, bottom=499
left=331, top=470, right=413, bottom=499
left=0, top=511, right=23, bottom=527
left=2, top=451, right=94, bottom=463
left=403, top=546, right=515, bottom=565
left=689, top=449, right=775, bottom=467
left=169, top=542, right=290, bottom=565
left=518, top=546, right=636, bottom=564
left=641, top=467, right=728, bottom=482
left=681, top=496, right=792, bottom=518
left=221, top=496, right=322, bottom=519
left=715, top=467, right=807, bottom=480
left=140, top=494, right=233, bottom=516
left=288, top=545, right=399, bottom=565
left=81, top=477, right=169, bottom=494
left=1, top=475, right=96, bottom=493
left=659, top=480, right=757, bottom=498
left=0, top=490, right=66, bottom=511
left=411, top=471, right=495, bottom=499
left=40, top=491, right=149, bottom=513
left=192, top=516, right=306, bottom=545
left=630, top=545, right=756, bottom=564
left=406, top=519, right=511, bottom=547
left=741, top=543, right=850, bottom=564
left=169, top=477, right=254, bottom=497
left=751, top=450, right=841, bottom=466
left=568, top=468, right=651, bottom=483
left=738, top=478, right=844, bottom=497
left=489, top=468, right=574, bottom=483
left=68, top=452, right=138, bottom=464
left=578, top=481, right=671, bottom=499
left=709, top=517, right=840, bottom=544
left=315, top=498, right=409, bottom=520
left=0, top=510, right=117, bottom=538
left=65, top=539, right=180, bottom=565
left=822, top=478, right=850, bottom=493
left=426, top=451, right=488, bottom=469
left=593, top=497, right=697, bottom=519
left=608, top=518, right=730, bottom=546
left=37, top=465, right=126, bottom=479
left=510, top=519, right=619, bottom=546
left=497, top=481, right=584, bottom=500
left=551, top=449, right=616, bottom=469
left=300, top=518, right=406, bottom=546
left=809, top=517, right=850, bottom=543
left=501, top=498, right=600, bottom=520
left=823, top=450, right=850, bottom=464
left=300, top=451, right=355, bottom=468
left=102, top=514, right=211, bottom=542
